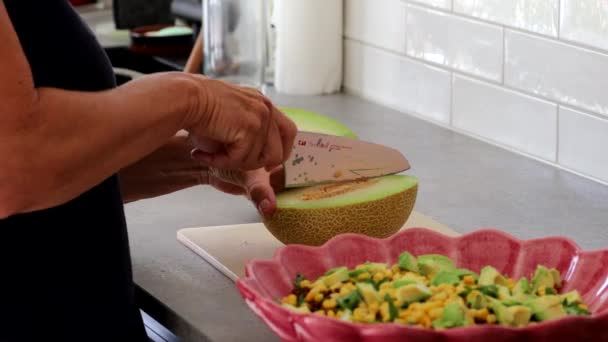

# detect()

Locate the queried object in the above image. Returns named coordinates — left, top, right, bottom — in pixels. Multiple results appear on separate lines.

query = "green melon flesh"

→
left=277, top=175, right=418, bottom=209
left=280, top=107, right=358, bottom=138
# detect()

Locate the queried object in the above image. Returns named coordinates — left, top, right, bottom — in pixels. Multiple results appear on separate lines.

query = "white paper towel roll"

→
left=273, top=0, right=343, bottom=95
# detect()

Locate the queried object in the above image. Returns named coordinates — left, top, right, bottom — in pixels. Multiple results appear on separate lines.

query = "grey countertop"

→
left=77, top=6, right=608, bottom=342
left=126, top=90, right=608, bottom=341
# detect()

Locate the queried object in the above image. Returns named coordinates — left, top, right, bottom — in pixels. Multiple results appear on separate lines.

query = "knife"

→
left=276, top=131, right=410, bottom=189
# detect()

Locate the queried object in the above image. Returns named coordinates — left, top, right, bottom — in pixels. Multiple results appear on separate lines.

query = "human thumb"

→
left=208, top=168, right=277, bottom=218
left=243, top=169, right=277, bottom=218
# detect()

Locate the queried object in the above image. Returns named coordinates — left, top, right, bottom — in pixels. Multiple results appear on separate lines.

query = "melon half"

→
left=264, top=108, right=419, bottom=246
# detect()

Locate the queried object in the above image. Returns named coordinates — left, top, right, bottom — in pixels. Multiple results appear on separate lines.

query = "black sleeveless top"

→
left=1, top=1, right=147, bottom=341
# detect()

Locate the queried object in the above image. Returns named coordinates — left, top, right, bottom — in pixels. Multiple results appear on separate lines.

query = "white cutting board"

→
left=177, top=211, right=459, bottom=282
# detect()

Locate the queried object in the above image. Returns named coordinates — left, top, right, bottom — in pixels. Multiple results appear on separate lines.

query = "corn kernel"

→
left=433, top=292, right=448, bottom=301
left=300, top=280, right=311, bottom=288
left=409, top=303, right=422, bottom=310
left=463, top=275, right=475, bottom=285
left=474, top=308, right=489, bottom=320
left=368, top=302, right=380, bottom=314
left=353, top=308, right=366, bottom=321
left=392, top=265, right=401, bottom=273
left=394, top=318, right=407, bottom=325
left=385, top=270, right=394, bottom=279
left=429, top=307, right=443, bottom=320
left=314, top=293, right=324, bottom=302
left=420, top=315, right=431, bottom=328
left=373, top=272, right=385, bottom=282
left=357, top=272, right=371, bottom=281
left=314, top=310, right=325, bottom=316
left=579, top=304, right=589, bottom=310
left=322, top=299, right=337, bottom=310
left=282, top=294, right=297, bottom=306
left=486, top=314, right=497, bottom=324
left=506, top=278, right=516, bottom=290
left=330, top=282, right=343, bottom=291
left=409, top=311, right=423, bottom=324
left=327, top=310, right=336, bottom=318
left=380, top=302, right=390, bottom=322
left=538, top=287, right=546, bottom=296
left=423, top=301, right=443, bottom=311
left=379, top=282, right=393, bottom=291
left=305, top=291, right=316, bottom=302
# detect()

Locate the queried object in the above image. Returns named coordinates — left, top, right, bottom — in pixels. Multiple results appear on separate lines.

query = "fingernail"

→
left=258, top=199, right=271, bottom=217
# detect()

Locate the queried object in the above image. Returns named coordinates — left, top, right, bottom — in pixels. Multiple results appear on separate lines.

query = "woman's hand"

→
left=184, top=78, right=297, bottom=171
left=119, top=132, right=284, bottom=217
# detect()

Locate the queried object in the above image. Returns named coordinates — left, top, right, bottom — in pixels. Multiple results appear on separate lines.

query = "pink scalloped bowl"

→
left=236, top=228, right=608, bottom=342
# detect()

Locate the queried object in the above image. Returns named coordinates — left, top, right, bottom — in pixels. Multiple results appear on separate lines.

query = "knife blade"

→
left=277, top=131, right=410, bottom=189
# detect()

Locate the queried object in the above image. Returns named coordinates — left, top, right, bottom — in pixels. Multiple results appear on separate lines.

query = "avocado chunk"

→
left=392, top=279, right=417, bottom=288
left=478, top=266, right=507, bottom=287
left=466, top=290, right=488, bottom=309
left=549, top=268, right=562, bottom=288
left=512, top=277, right=530, bottom=296
left=525, top=295, right=567, bottom=322
left=356, top=282, right=381, bottom=305
left=340, top=309, right=353, bottom=321
left=497, top=285, right=512, bottom=300
left=430, top=271, right=461, bottom=286
left=396, top=284, right=432, bottom=307
left=490, top=300, right=511, bottom=325
left=432, top=302, right=467, bottom=329
left=454, top=268, right=479, bottom=281
left=561, top=290, right=584, bottom=306
left=322, top=266, right=349, bottom=287
left=400, top=272, right=427, bottom=284
left=365, top=262, right=389, bottom=274
left=531, top=266, right=555, bottom=294
left=417, top=254, right=456, bottom=277
left=397, top=252, right=419, bottom=273
left=508, top=306, right=533, bottom=327
left=282, top=303, right=311, bottom=314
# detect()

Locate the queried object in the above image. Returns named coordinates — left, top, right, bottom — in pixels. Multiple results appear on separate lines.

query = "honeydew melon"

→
left=264, top=108, right=418, bottom=246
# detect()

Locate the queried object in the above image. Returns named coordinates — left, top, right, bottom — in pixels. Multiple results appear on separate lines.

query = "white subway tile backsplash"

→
left=453, top=0, right=559, bottom=36
left=505, top=30, right=608, bottom=117
left=560, top=0, right=608, bottom=52
left=453, top=75, right=557, bottom=160
left=408, top=0, right=451, bottom=10
left=405, top=4, right=503, bottom=81
left=344, top=39, right=451, bottom=123
left=344, top=0, right=407, bottom=53
left=559, top=107, right=608, bottom=182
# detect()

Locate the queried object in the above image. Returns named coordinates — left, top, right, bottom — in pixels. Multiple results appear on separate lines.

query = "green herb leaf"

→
left=294, top=273, right=306, bottom=289
left=337, top=291, right=361, bottom=311
left=478, top=285, right=499, bottom=298
left=384, top=294, right=399, bottom=321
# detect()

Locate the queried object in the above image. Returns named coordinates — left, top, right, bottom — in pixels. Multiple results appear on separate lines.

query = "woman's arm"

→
left=0, top=3, right=296, bottom=218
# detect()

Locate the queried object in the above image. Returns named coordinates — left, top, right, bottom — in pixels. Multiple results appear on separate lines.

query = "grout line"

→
left=402, top=0, right=608, bottom=57
left=449, top=73, right=455, bottom=126
left=557, top=0, right=561, bottom=38
left=344, top=38, right=608, bottom=122
left=501, top=27, right=506, bottom=85
left=345, top=85, right=608, bottom=187
left=556, top=105, right=561, bottom=163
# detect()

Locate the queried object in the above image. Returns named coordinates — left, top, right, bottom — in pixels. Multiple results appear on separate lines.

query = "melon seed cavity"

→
left=299, top=179, right=379, bottom=201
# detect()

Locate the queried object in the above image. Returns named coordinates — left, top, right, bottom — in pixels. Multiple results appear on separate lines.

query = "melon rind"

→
left=280, top=107, right=358, bottom=139
left=264, top=181, right=418, bottom=246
